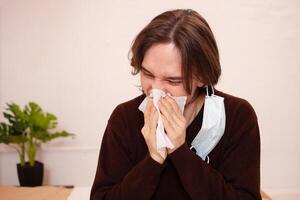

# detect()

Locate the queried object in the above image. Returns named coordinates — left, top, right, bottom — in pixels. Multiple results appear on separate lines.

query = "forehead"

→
left=142, top=43, right=182, bottom=76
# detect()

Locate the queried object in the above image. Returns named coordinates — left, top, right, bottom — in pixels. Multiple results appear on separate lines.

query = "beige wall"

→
left=0, top=0, right=299, bottom=194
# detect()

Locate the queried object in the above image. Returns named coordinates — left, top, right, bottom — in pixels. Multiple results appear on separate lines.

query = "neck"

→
left=184, top=94, right=205, bottom=126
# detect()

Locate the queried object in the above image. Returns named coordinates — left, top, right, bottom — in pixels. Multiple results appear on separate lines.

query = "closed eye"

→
left=166, top=79, right=182, bottom=86
left=141, top=67, right=154, bottom=78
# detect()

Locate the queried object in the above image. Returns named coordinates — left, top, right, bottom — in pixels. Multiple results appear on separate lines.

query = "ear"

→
left=195, top=80, right=205, bottom=88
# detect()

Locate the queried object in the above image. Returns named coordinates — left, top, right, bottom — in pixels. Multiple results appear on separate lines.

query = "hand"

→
left=141, top=99, right=166, bottom=164
left=158, top=95, right=187, bottom=154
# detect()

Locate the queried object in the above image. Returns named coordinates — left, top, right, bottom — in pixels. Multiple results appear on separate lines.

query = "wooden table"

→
left=0, top=186, right=72, bottom=200
left=0, top=185, right=272, bottom=200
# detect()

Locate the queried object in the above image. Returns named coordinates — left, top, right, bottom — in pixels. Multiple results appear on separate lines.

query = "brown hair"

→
left=130, top=9, right=221, bottom=95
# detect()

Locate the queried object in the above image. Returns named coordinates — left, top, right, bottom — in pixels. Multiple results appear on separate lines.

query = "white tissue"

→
left=138, top=89, right=187, bottom=158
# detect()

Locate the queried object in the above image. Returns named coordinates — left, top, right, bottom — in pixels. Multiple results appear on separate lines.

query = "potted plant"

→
left=0, top=102, right=74, bottom=186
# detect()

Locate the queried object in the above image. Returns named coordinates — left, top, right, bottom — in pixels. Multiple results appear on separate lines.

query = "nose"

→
left=152, top=78, right=166, bottom=92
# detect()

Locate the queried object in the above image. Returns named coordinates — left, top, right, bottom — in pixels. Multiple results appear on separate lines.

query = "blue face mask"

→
left=190, top=86, right=226, bottom=163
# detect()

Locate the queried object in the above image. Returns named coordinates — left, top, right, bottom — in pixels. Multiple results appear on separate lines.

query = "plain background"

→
left=0, top=0, right=299, bottom=195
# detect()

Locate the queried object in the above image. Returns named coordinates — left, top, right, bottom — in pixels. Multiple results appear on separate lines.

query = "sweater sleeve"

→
left=90, top=105, right=166, bottom=200
left=168, top=100, right=261, bottom=200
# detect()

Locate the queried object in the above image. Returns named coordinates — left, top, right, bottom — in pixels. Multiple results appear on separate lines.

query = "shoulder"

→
left=215, top=89, right=260, bottom=146
left=117, top=94, right=146, bottom=113
left=215, top=89, right=257, bottom=122
left=108, top=94, right=145, bottom=129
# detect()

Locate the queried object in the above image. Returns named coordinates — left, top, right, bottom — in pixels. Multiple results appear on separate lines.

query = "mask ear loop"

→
left=205, top=155, right=210, bottom=164
left=211, top=84, right=215, bottom=96
left=205, top=85, right=209, bottom=97
left=205, top=85, right=215, bottom=96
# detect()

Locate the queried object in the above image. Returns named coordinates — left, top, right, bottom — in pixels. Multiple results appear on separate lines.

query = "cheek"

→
left=140, top=75, right=151, bottom=95
left=168, top=85, right=188, bottom=97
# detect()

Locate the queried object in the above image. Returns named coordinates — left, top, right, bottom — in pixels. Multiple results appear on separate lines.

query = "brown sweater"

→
left=90, top=90, right=261, bottom=200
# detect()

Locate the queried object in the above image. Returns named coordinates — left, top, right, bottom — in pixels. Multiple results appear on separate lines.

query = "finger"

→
left=161, top=114, right=175, bottom=134
left=150, top=109, right=158, bottom=131
left=144, top=99, right=153, bottom=123
left=163, top=96, right=186, bottom=125
left=159, top=98, right=184, bottom=127
left=141, top=126, right=147, bottom=137
left=164, top=95, right=185, bottom=121
left=149, top=102, right=157, bottom=124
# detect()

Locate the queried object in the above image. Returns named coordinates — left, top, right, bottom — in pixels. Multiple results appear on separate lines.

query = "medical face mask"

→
left=191, top=86, right=226, bottom=163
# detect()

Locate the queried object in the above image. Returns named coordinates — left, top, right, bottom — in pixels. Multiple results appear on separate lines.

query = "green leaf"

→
left=1, top=101, right=75, bottom=164
left=8, top=135, right=27, bottom=144
left=33, top=130, right=74, bottom=142
left=7, top=103, right=27, bottom=121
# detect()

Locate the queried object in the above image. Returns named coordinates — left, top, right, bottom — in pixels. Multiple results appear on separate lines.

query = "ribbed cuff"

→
left=141, top=153, right=168, bottom=172
left=168, top=143, right=199, bottom=164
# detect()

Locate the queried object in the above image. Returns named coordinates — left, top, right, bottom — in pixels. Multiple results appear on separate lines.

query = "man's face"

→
left=140, top=42, right=203, bottom=103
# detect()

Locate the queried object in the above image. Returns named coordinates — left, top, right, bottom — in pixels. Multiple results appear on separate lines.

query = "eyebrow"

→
left=141, top=66, right=183, bottom=81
